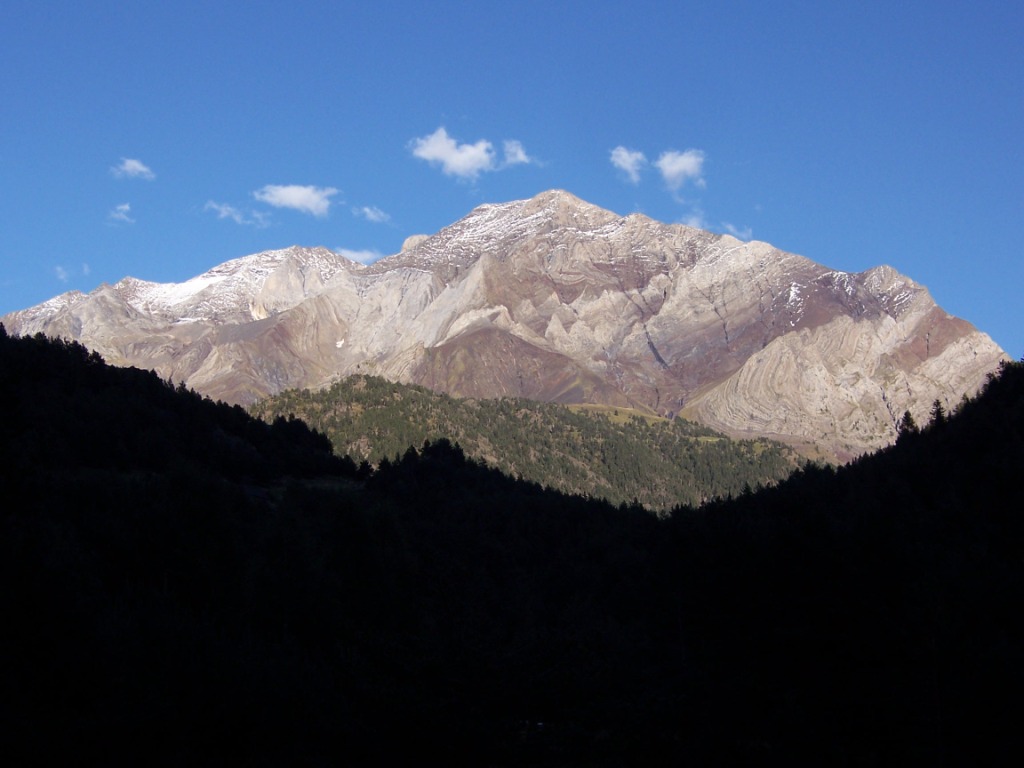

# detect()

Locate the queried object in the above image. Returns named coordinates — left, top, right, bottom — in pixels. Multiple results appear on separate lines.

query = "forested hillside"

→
left=251, top=375, right=797, bottom=509
left=3, top=325, right=1022, bottom=765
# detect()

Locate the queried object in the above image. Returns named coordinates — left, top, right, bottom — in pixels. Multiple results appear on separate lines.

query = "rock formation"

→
left=3, top=190, right=1006, bottom=459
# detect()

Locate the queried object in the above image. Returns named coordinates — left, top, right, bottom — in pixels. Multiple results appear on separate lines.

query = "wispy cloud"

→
left=721, top=222, right=752, bottom=240
left=205, top=201, right=270, bottom=227
left=656, top=149, right=706, bottom=192
left=205, top=201, right=246, bottom=224
left=108, top=203, right=135, bottom=223
left=502, top=139, right=533, bottom=167
left=54, top=264, right=91, bottom=283
left=253, top=184, right=338, bottom=217
left=682, top=207, right=708, bottom=230
left=610, top=146, right=647, bottom=184
left=335, top=247, right=384, bottom=265
left=410, top=127, right=533, bottom=180
left=615, top=144, right=712, bottom=222
left=111, top=158, right=155, bottom=180
left=353, top=205, right=390, bottom=224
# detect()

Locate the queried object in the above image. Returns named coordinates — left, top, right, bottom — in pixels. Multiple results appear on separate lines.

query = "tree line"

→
left=2, top=325, right=1021, bottom=765
left=250, top=374, right=797, bottom=510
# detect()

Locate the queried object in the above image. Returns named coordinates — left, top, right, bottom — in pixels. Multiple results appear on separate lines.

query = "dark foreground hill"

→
left=251, top=375, right=797, bottom=510
left=2, top=325, right=1022, bottom=765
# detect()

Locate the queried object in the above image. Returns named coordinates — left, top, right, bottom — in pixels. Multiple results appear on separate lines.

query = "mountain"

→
left=2, top=190, right=1006, bottom=459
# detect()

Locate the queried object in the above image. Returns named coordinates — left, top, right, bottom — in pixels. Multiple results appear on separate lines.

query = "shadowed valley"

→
left=2, top=326, right=1022, bottom=765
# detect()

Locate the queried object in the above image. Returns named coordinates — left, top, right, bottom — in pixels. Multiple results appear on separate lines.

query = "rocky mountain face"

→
left=3, top=190, right=1006, bottom=459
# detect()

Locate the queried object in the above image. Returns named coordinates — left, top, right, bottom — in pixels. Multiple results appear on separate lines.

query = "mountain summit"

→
left=3, top=190, right=1006, bottom=459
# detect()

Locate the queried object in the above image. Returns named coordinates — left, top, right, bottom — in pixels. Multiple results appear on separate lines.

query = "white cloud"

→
left=54, top=266, right=69, bottom=283
left=353, top=205, right=390, bottom=224
left=656, top=149, right=706, bottom=191
left=111, top=158, right=155, bottom=180
left=108, top=203, right=135, bottom=223
left=205, top=201, right=270, bottom=227
left=205, top=201, right=246, bottom=224
left=410, top=127, right=495, bottom=180
left=502, top=139, right=532, bottom=167
left=721, top=222, right=753, bottom=240
left=610, top=146, right=648, bottom=184
left=82, top=263, right=91, bottom=276
left=253, top=184, right=338, bottom=217
left=410, top=128, right=534, bottom=180
left=335, top=247, right=384, bottom=265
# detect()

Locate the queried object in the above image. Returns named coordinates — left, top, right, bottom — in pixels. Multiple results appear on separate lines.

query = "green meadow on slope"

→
left=251, top=375, right=797, bottom=510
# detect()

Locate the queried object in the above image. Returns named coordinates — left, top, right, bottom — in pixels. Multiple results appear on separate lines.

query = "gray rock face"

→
left=2, top=190, right=1007, bottom=459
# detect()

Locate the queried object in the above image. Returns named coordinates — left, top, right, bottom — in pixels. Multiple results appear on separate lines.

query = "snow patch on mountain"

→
left=0, top=189, right=1007, bottom=460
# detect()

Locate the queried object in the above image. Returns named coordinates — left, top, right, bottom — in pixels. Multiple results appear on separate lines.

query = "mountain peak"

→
left=1, top=191, right=1006, bottom=459
left=368, top=190, right=618, bottom=273
left=518, top=189, right=620, bottom=227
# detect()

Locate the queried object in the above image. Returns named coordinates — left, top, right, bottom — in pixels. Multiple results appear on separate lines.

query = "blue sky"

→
left=2, top=1, right=1021, bottom=356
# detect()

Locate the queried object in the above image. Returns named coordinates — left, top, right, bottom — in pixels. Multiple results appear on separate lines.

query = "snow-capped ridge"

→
left=0, top=190, right=1006, bottom=460
left=98, top=246, right=356, bottom=322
